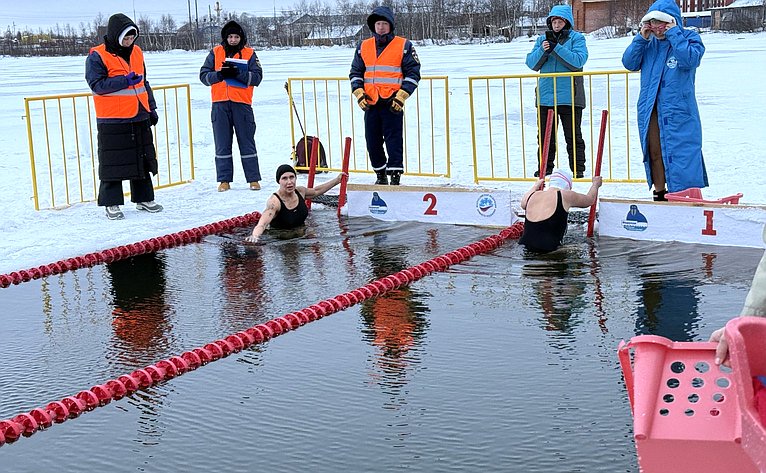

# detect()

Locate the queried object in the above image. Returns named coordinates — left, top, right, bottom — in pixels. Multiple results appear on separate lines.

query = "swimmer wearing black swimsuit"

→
left=519, top=190, right=568, bottom=253
left=270, top=191, right=308, bottom=230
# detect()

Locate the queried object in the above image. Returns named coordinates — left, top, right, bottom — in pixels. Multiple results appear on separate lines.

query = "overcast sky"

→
left=4, top=0, right=301, bottom=31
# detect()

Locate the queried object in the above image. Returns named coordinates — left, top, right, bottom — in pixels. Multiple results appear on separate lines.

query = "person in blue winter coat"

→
left=200, top=20, right=263, bottom=192
left=525, top=5, right=589, bottom=179
left=622, top=0, right=708, bottom=200
left=349, top=6, right=421, bottom=186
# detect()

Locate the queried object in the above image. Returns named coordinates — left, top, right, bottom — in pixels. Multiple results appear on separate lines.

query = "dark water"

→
left=0, top=211, right=761, bottom=472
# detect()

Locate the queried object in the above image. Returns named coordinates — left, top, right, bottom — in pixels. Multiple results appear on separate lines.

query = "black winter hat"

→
left=221, top=21, right=246, bottom=42
left=276, top=164, right=296, bottom=183
left=367, top=6, right=396, bottom=33
left=106, top=13, right=138, bottom=44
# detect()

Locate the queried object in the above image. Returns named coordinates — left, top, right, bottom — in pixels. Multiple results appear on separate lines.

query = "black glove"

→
left=220, top=64, right=238, bottom=78
left=545, top=30, right=557, bottom=44
left=150, top=110, right=159, bottom=126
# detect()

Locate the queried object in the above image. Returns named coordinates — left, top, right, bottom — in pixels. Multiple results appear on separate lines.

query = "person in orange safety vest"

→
left=349, top=6, right=421, bottom=186
left=200, top=20, right=263, bottom=193
left=85, top=13, right=162, bottom=221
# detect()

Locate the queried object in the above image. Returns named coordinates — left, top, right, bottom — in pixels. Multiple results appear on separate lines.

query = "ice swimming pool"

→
left=0, top=212, right=760, bottom=472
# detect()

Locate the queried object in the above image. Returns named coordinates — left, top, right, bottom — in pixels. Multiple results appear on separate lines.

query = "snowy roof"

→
left=304, top=24, right=364, bottom=40
left=713, top=0, right=765, bottom=7
left=729, top=0, right=766, bottom=6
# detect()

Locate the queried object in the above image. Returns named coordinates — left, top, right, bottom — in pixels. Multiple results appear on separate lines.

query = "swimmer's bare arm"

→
left=246, top=196, right=280, bottom=243
left=303, top=172, right=347, bottom=199
left=520, top=179, right=545, bottom=210
left=564, top=176, right=602, bottom=209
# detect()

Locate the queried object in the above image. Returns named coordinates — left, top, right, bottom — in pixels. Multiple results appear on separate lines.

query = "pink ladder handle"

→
left=540, top=109, right=555, bottom=185
left=337, top=137, right=351, bottom=217
left=618, top=340, right=636, bottom=412
left=305, top=136, right=320, bottom=210
left=587, top=109, right=608, bottom=238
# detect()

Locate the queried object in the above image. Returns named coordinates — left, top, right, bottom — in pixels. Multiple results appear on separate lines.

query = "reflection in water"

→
left=108, top=253, right=170, bottom=363
left=634, top=274, right=700, bottom=342
left=522, top=249, right=588, bottom=333
left=107, top=252, right=173, bottom=446
left=359, top=236, right=429, bottom=410
left=219, top=242, right=268, bottom=328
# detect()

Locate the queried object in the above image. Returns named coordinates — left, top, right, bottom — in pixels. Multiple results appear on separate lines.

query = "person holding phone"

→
left=525, top=5, right=589, bottom=179
left=622, top=0, right=708, bottom=200
left=85, top=13, right=162, bottom=220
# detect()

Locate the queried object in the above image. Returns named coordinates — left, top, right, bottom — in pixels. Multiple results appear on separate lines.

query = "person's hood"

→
left=546, top=4, right=575, bottom=30
left=104, top=13, right=138, bottom=53
left=367, top=6, right=395, bottom=33
left=642, top=0, right=683, bottom=27
left=220, top=20, right=247, bottom=46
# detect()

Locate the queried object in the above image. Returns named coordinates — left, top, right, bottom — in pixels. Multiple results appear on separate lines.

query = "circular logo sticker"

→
left=476, top=194, right=497, bottom=217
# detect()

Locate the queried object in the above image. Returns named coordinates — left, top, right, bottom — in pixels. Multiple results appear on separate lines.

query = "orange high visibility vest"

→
left=360, top=36, right=405, bottom=105
left=90, top=44, right=150, bottom=119
left=211, top=45, right=254, bottom=104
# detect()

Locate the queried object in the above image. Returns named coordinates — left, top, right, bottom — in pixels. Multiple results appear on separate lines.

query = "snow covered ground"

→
left=0, top=31, right=764, bottom=274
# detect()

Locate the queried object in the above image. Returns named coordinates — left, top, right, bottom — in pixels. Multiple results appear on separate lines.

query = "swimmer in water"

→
left=518, top=168, right=602, bottom=253
left=245, top=164, right=347, bottom=243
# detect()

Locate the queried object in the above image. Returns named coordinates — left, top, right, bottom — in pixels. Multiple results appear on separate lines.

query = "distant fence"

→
left=286, top=76, right=451, bottom=179
left=24, top=84, right=195, bottom=211
left=468, top=69, right=645, bottom=184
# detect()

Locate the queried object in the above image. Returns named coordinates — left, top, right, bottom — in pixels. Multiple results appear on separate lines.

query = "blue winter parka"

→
left=622, top=0, right=708, bottom=192
left=525, top=5, right=588, bottom=108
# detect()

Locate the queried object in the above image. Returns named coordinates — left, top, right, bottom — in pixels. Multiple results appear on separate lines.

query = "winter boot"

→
left=105, top=205, right=124, bottom=220
left=374, top=170, right=388, bottom=185
left=136, top=201, right=164, bottom=213
left=389, top=171, right=402, bottom=186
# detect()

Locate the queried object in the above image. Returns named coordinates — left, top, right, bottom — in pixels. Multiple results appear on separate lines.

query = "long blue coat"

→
left=622, top=0, right=708, bottom=192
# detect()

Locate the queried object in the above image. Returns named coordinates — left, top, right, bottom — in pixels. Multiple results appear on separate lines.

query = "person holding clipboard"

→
left=200, top=20, right=263, bottom=192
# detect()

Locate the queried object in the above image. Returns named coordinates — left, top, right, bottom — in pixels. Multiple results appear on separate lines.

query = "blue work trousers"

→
left=364, top=101, right=403, bottom=172
left=212, top=101, right=261, bottom=183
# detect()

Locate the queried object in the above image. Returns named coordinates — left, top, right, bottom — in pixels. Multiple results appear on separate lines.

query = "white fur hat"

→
left=548, top=168, right=573, bottom=190
left=641, top=11, right=674, bottom=24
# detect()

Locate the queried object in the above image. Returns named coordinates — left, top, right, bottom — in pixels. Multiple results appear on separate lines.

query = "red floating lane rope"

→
left=0, top=212, right=262, bottom=289
left=0, top=221, right=524, bottom=446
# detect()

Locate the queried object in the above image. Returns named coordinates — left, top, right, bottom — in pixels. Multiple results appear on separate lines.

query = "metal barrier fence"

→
left=468, top=69, right=644, bottom=184
left=286, top=76, right=450, bottom=179
left=24, top=84, right=195, bottom=210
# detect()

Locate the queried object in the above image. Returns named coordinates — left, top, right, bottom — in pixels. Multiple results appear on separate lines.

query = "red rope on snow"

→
left=0, top=221, right=524, bottom=446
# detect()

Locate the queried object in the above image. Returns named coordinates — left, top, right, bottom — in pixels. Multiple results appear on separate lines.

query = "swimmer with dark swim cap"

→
left=245, top=164, right=347, bottom=243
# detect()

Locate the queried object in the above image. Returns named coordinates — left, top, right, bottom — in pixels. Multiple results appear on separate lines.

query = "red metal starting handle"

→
left=587, top=110, right=609, bottom=238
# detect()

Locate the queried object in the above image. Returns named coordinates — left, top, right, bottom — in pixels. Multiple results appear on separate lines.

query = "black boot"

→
left=389, top=171, right=401, bottom=186
left=374, top=170, right=388, bottom=185
left=653, top=189, right=668, bottom=201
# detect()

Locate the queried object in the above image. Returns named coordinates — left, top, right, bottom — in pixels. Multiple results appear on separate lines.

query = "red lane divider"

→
left=0, top=212, right=262, bottom=289
left=0, top=221, right=524, bottom=447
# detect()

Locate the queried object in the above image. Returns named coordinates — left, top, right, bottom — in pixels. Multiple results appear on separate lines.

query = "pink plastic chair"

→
left=665, top=188, right=743, bottom=204
left=619, top=334, right=760, bottom=472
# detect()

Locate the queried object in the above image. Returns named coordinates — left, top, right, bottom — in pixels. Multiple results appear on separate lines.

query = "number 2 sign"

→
left=423, top=193, right=437, bottom=215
